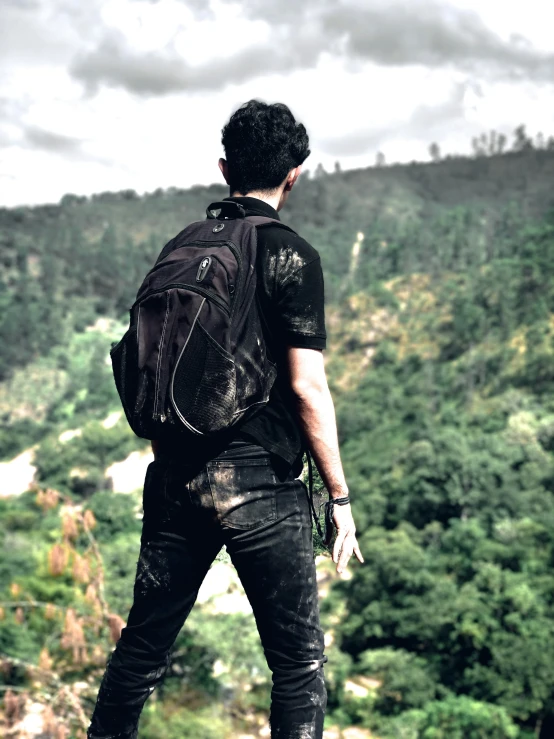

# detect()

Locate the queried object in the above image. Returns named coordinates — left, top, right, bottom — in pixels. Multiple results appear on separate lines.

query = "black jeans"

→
left=87, top=443, right=328, bottom=739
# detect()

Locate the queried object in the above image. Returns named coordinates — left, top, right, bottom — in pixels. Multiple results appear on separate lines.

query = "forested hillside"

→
left=2, top=138, right=554, bottom=738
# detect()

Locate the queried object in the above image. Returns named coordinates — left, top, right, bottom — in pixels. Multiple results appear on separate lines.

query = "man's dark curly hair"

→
left=221, top=100, right=310, bottom=195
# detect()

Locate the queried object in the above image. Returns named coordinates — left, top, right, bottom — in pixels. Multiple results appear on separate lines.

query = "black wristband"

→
left=330, top=495, right=350, bottom=505
left=322, top=495, right=350, bottom=546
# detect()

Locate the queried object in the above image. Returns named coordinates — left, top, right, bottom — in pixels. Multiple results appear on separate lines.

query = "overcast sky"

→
left=1, top=0, right=553, bottom=208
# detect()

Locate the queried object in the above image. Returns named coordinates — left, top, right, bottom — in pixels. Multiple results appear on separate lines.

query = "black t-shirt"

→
left=225, top=196, right=327, bottom=474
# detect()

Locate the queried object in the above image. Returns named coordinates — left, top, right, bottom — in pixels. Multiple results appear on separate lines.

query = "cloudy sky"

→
left=1, top=0, right=553, bottom=208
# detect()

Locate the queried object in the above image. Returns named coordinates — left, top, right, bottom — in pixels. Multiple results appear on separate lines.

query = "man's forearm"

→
left=293, top=385, right=349, bottom=499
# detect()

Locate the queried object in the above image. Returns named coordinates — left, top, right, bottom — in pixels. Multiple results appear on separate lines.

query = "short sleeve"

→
left=274, top=257, right=327, bottom=350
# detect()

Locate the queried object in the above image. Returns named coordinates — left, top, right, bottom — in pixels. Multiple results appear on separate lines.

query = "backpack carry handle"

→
left=206, top=201, right=297, bottom=235
left=206, top=201, right=247, bottom=220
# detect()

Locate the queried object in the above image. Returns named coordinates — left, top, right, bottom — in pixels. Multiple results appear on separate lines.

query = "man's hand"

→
left=331, top=502, right=364, bottom=574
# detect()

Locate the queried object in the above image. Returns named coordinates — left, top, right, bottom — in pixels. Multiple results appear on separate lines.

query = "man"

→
left=87, top=100, right=363, bottom=739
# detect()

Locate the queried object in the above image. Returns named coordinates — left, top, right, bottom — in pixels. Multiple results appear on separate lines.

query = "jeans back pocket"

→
left=206, top=459, right=278, bottom=530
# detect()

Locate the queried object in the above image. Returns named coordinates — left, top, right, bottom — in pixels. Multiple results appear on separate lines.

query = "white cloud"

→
left=0, top=0, right=553, bottom=207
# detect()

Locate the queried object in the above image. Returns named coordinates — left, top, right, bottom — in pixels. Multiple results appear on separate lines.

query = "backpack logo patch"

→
left=196, top=256, right=212, bottom=282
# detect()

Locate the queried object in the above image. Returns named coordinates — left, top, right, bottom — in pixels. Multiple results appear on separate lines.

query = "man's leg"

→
left=206, top=456, right=328, bottom=739
left=87, top=458, right=224, bottom=739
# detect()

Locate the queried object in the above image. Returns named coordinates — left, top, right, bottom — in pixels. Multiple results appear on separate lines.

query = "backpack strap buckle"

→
left=206, top=201, right=247, bottom=220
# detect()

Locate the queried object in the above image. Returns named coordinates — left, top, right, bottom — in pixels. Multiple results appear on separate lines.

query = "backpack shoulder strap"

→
left=241, top=216, right=297, bottom=368
left=245, top=215, right=297, bottom=235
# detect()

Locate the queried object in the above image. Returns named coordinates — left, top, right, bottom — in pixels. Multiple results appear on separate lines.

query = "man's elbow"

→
left=287, top=346, right=329, bottom=401
left=290, top=376, right=328, bottom=403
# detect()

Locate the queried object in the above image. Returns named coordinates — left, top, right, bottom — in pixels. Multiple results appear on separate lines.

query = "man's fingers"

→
left=332, top=531, right=353, bottom=573
left=332, top=533, right=345, bottom=564
left=333, top=532, right=364, bottom=572
left=333, top=528, right=353, bottom=561
left=339, top=549, right=350, bottom=572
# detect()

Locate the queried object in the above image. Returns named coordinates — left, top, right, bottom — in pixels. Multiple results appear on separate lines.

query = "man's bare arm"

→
left=287, top=346, right=348, bottom=499
left=287, top=346, right=364, bottom=572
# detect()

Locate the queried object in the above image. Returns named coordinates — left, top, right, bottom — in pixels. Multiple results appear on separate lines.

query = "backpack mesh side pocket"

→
left=170, top=321, right=236, bottom=435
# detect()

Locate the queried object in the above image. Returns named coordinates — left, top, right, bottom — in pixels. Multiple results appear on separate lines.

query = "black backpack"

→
left=110, top=200, right=295, bottom=442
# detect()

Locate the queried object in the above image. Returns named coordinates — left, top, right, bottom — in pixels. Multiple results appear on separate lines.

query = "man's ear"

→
left=218, top=158, right=230, bottom=185
left=284, top=165, right=302, bottom=192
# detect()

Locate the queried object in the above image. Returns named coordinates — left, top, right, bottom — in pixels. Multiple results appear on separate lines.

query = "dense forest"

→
left=1, top=127, right=554, bottom=738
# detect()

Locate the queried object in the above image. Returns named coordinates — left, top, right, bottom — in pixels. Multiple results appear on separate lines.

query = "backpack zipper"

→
left=153, top=291, right=171, bottom=420
left=223, top=241, right=242, bottom=318
left=153, top=239, right=242, bottom=280
left=132, top=283, right=231, bottom=316
left=152, top=240, right=239, bottom=272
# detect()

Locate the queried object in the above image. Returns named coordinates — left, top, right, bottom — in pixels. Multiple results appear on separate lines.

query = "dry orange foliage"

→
left=60, top=608, right=88, bottom=665
left=48, top=542, right=70, bottom=576
left=83, top=508, right=97, bottom=530
left=38, top=647, right=54, bottom=672
left=62, top=511, right=80, bottom=541
left=35, top=487, right=60, bottom=511
left=72, top=552, right=92, bottom=584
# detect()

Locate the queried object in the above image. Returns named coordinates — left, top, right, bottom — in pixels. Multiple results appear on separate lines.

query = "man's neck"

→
left=230, top=189, right=283, bottom=212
